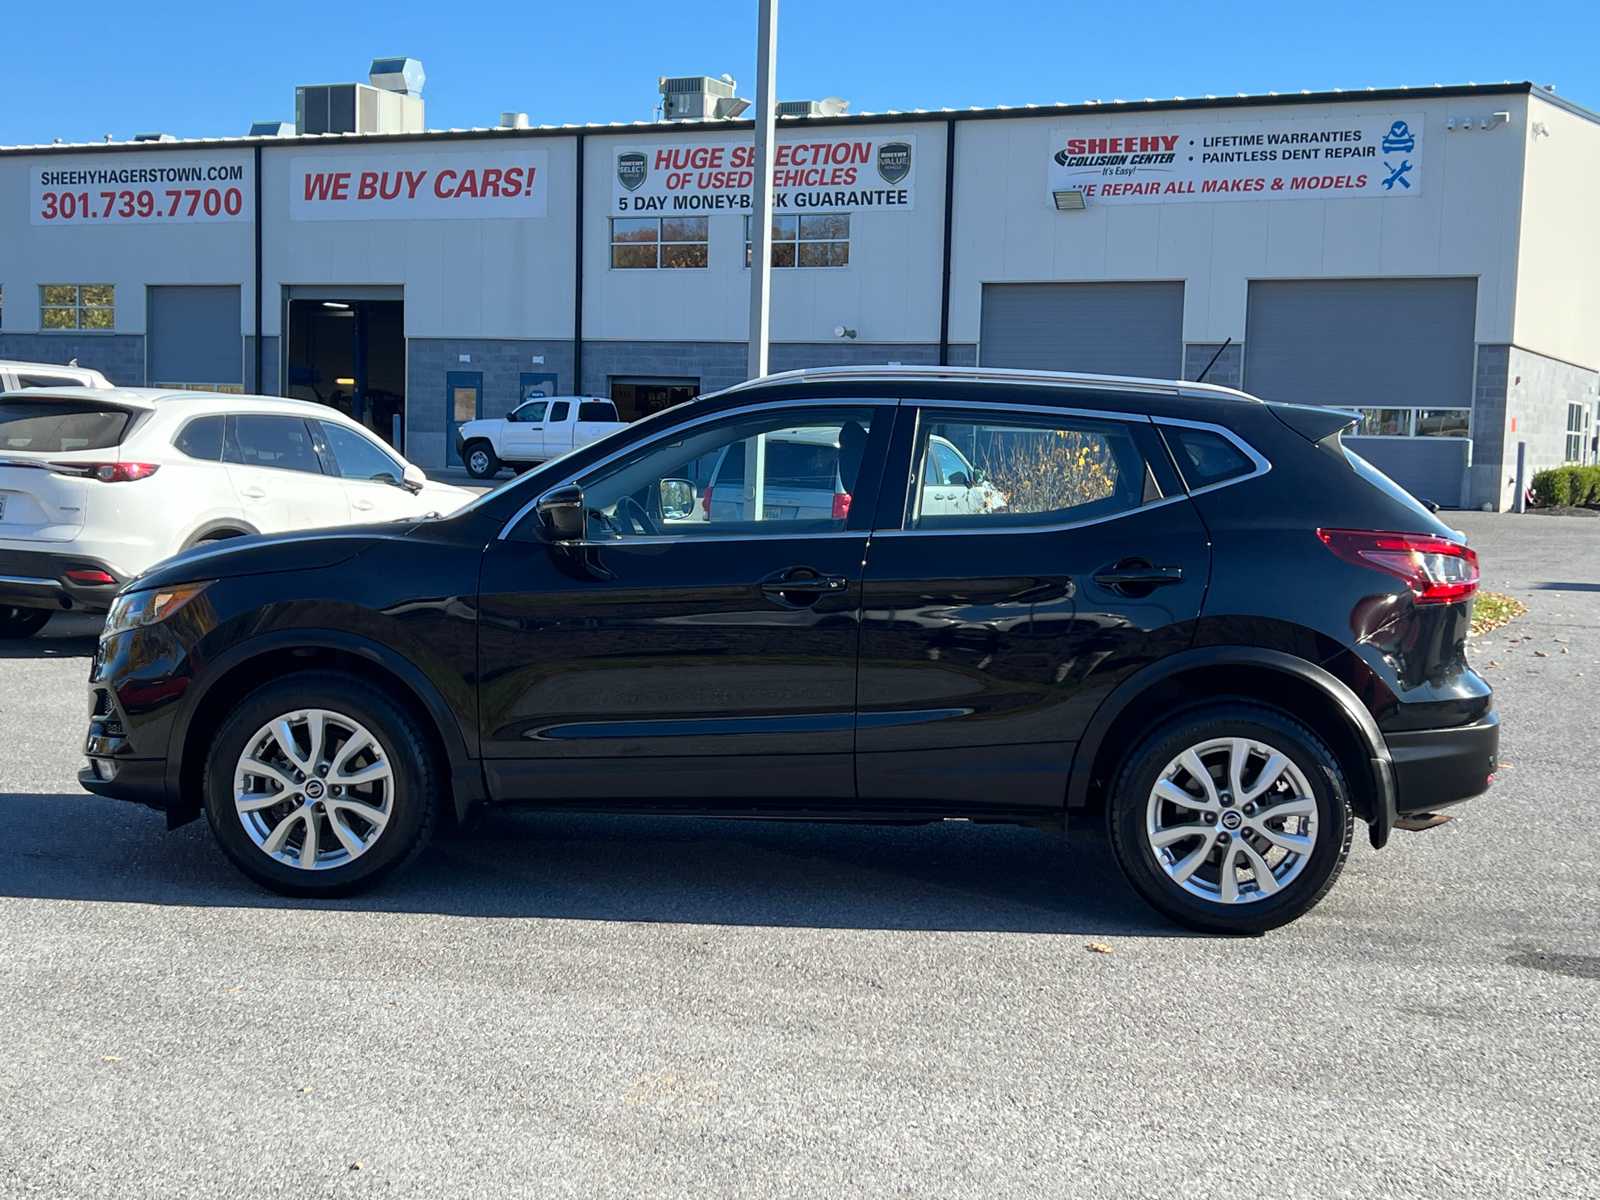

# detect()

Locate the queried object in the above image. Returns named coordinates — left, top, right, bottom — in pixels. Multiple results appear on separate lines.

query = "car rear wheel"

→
left=202, top=672, right=439, bottom=898
left=1107, top=704, right=1352, bottom=935
left=463, top=441, right=500, bottom=480
left=0, top=605, right=52, bottom=639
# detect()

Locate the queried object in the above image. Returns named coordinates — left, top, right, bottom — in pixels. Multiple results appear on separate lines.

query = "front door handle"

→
left=239, top=486, right=266, bottom=500
left=353, top=498, right=375, bottom=511
left=760, top=568, right=850, bottom=608
left=1092, top=560, right=1184, bottom=596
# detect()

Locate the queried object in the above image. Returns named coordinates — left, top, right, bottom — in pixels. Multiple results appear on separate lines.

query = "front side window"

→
left=744, top=213, right=850, bottom=268
left=40, top=284, right=114, bottom=330
left=572, top=407, right=878, bottom=540
left=511, top=401, right=548, bottom=424
left=321, top=422, right=404, bottom=484
left=906, top=411, right=1142, bottom=530
left=610, top=216, right=709, bottom=269
left=224, top=415, right=324, bottom=474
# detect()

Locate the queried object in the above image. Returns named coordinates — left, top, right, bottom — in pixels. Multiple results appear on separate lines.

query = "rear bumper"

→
left=0, top=547, right=126, bottom=614
left=1384, top=711, right=1499, bottom=814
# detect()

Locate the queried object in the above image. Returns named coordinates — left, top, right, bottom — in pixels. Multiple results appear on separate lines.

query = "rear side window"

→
left=0, top=400, right=131, bottom=452
left=174, top=415, right=224, bottom=460
left=1161, top=426, right=1256, bottom=489
left=224, top=415, right=325, bottom=474
left=577, top=401, right=617, bottom=422
left=550, top=401, right=571, bottom=423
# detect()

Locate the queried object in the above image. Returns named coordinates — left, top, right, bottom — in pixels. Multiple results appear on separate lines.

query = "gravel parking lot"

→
left=2, top=512, right=1596, bottom=1199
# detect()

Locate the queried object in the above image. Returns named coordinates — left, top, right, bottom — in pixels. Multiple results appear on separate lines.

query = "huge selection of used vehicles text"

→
left=57, top=365, right=1497, bottom=934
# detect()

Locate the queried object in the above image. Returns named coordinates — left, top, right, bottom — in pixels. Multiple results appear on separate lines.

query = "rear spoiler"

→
left=1266, top=403, right=1360, bottom=445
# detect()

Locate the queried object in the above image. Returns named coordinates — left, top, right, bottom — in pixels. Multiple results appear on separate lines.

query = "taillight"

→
left=832, top=492, right=852, bottom=520
left=48, top=462, right=160, bottom=483
left=65, top=569, right=117, bottom=585
left=1318, top=529, right=1479, bottom=604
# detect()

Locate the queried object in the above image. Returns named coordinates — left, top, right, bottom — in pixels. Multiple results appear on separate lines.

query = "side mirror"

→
left=537, top=484, right=586, bottom=541
left=948, top=471, right=969, bottom=489
left=659, top=478, right=695, bottom=520
left=401, top=464, right=426, bottom=494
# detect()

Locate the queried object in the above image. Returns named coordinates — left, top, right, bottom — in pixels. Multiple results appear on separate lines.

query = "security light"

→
left=834, top=325, right=858, bottom=339
left=1053, top=190, right=1087, bottom=211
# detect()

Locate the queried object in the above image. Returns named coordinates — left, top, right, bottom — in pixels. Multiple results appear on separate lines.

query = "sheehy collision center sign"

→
left=290, top=148, right=549, bottom=220
left=30, top=152, right=253, bottom=225
left=1048, top=114, right=1424, bottom=205
left=612, top=135, right=916, bottom=212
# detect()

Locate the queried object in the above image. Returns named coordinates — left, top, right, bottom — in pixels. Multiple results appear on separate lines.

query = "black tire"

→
left=202, top=671, right=440, bottom=898
left=0, top=605, right=52, bottom=639
left=184, top=528, right=247, bottom=551
left=1107, top=704, right=1353, bottom=935
left=463, top=441, right=500, bottom=480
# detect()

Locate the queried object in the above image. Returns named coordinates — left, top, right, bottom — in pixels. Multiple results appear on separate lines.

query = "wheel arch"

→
left=166, top=630, right=481, bottom=830
left=179, top=519, right=259, bottom=551
left=1068, top=646, right=1396, bottom=848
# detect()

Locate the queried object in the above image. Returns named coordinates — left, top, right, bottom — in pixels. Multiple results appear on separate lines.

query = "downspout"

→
left=573, top=131, right=585, bottom=395
left=938, top=117, right=957, bottom=367
left=253, top=142, right=264, bottom=393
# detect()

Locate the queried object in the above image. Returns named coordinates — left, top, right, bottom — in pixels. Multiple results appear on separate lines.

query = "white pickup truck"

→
left=455, top=396, right=628, bottom=480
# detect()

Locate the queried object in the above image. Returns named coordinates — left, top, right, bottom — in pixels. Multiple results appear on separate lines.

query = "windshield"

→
left=0, top=399, right=133, bottom=452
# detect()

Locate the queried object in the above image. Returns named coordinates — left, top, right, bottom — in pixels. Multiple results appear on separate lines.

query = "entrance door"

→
left=284, top=297, right=405, bottom=448
left=856, top=404, right=1210, bottom=814
left=477, top=402, right=892, bottom=806
left=446, top=372, right=482, bottom=466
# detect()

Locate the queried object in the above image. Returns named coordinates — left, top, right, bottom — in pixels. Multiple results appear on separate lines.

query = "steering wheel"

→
left=614, top=496, right=659, bottom=537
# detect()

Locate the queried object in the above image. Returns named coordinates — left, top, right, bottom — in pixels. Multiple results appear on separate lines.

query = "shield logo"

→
left=617, top=151, right=648, bottom=192
left=876, top=142, right=911, bottom=184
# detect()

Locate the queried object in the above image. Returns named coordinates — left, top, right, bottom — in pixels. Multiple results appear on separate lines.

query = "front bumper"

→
left=1384, top=711, right=1499, bottom=814
left=0, top=547, right=126, bottom=614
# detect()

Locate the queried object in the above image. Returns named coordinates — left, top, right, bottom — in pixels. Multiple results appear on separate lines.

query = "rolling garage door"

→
left=1244, top=278, right=1477, bottom=507
left=146, top=285, right=243, bottom=388
left=980, top=282, right=1184, bottom=378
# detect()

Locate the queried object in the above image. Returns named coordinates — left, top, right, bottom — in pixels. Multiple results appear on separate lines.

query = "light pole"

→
left=747, top=0, right=778, bottom=380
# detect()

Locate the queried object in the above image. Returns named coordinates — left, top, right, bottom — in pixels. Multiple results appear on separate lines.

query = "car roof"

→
left=0, top=386, right=356, bottom=420
left=715, top=364, right=1262, bottom=405
left=0, top=359, right=113, bottom=381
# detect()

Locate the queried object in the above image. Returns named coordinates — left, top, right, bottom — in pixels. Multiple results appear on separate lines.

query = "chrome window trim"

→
left=711, top=364, right=1260, bottom=406
left=873, top=494, right=1189, bottom=539
left=498, top=397, right=898, bottom=541
left=1154, top=415, right=1273, bottom=497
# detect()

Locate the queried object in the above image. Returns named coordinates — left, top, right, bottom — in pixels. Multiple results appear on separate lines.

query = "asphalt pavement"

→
left=1, top=511, right=1596, bottom=1198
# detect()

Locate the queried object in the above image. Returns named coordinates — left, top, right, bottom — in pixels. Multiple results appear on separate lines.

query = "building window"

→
left=610, top=217, right=709, bottom=269
left=1357, top=408, right=1470, bottom=438
left=744, top=214, right=850, bottom=268
left=1567, top=403, right=1585, bottom=463
left=41, top=285, right=114, bottom=331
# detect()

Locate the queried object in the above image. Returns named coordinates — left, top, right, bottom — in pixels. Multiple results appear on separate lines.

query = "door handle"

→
left=353, top=499, right=375, bottom=511
left=1092, top=560, right=1183, bottom=596
left=239, top=486, right=266, bottom=499
left=760, top=568, right=850, bottom=607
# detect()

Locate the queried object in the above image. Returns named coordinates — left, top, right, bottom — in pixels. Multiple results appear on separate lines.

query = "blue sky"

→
left=4, top=0, right=1596, bottom=145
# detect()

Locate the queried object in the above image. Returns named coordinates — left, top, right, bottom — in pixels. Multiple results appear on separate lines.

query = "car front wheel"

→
left=202, top=672, right=439, bottom=898
left=1107, top=704, right=1353, bottom=935
left=463, top=441, right=500, bottom=480
left=0, top=605, right=52, bottom=638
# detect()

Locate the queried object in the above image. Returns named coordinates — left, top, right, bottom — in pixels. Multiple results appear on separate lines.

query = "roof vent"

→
left=776, top=97, right=850, bottom=117
left=248, top=121, right=294, bottom=138
left=500, top=112, right=530, bottom=129
left=132, top=132, right=177, bottom=142
left=659, top=74, right=750, bottom=121
left=369, top=57, right=425, bottom=95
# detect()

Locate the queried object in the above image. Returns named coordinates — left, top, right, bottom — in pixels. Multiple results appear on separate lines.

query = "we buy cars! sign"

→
left=612, top=135, right=916, bottom=212
left=289, top=148, right=549, bottom=220
left=1047, top=113, right=1425, bottom=205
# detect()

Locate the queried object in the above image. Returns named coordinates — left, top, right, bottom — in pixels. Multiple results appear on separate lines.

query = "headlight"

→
left=101, top=582, right=213, bottom=641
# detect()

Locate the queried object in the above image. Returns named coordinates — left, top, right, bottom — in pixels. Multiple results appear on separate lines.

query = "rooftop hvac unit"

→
left=296, top=82, right=424, bottom=136
left=248, top=121, right=294, bottom=138
left=659, top=75, right=750, bottom=121
left=369, top=57, right=425, bottom=95
left=776, top=97, right=850, bottom=117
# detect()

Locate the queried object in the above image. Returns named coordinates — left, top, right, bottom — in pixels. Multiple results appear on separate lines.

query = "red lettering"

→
left=852, top=142, right=870, bottom=164
left=775, top=144, right=793, bottom=166
left=1067, top=139, right=1086, bottom=155
left=481, top=168, right=502, bottom=197
left=708, top=147, right=725, bottom=168
left=379, top=171, right=402, bottom=199
left=404, top=170, right=426, bottom=198
left=303, top=173, right=336, bottom=201
left=456, top=170, right=478, bottom=198
left=503, top=167, right=523, bottom=196
left=357, top=172, right=379, bottom=200
left=1162, top=135, right=1178, bottom=151
left=329, top=173, right=350, bottom=201
left=1088, top=138, right=1108, bottom=154
left=433, top=169, right=457, bottom=198
left=654, top=149, right=673, bottom=170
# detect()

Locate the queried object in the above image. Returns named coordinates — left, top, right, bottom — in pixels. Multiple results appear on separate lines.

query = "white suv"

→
left=0, top=388, right=473, bottom=636
left=0, top=359, right=114, bottom=391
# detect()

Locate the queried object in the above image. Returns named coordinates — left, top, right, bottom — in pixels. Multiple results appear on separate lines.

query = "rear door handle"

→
left=239, top=486, right=266, bottom=499
left=1092, top=562, right=1184, bottom=594
left=760, top=568, right=850, bottom=607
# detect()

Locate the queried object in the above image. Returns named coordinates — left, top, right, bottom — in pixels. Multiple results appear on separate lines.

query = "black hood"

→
left=130, top=528, right=392, bottom=592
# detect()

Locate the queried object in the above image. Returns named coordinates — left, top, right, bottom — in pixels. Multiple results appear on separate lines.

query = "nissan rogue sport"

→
left=79, top=367, right=1497, bottom=934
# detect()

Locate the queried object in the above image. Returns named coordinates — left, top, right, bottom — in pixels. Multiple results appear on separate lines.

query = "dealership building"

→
left=2, top=64, right=1598, bottom=509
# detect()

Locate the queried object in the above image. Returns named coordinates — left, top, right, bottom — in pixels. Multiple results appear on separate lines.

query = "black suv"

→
left=80, top=367, right=1497, bottom=934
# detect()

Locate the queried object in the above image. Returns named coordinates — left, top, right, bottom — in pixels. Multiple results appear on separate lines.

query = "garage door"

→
left=1243, top=278, right=1476, bottom=409
left=980, top=282, right=1184, bottom=379
left=147, top=286, right=243, bottom=387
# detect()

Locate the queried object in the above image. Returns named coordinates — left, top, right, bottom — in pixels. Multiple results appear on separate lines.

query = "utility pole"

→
left=747, top=0, right=778, bottom=380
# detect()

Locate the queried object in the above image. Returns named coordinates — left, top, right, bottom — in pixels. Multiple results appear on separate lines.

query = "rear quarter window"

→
left=1161, top=426, right=1257, bottom=489
left=0, top=400, right=132, bottom=452
left=577, top=401, right=617, bottom=422
left=174, top=415, right=225, bottom=460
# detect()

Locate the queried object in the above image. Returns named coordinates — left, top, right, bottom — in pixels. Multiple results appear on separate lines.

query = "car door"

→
left=477, top=401, right=892, bottom=806
left=501, top=400, right=547, bottom=463
left=315, top=420, right=418, bottom=522
left=223, top=414, right=349, bottom=532
left=855, top=400, right=1211, bottom=815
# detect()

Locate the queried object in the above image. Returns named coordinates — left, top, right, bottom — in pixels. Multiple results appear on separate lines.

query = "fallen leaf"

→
left=416, top=957, right=430, bottom=967
left=1553, top=637, right=1568, bottom=643
left=1087, top=942, right=1113, bottom=954
left=102, top=1055, right=122, bottom=1062
left=1534, top=650, right=1549, bottom=658
left=300, top=1085, right=313, bottom=1094
left=349, top=1161, right=364, bottom=1172
left=1485, top=661, right=1500, bottom=669
left=223, top=984, right=244, bottom=994
left=1562, top=647, right=1570, bottom=654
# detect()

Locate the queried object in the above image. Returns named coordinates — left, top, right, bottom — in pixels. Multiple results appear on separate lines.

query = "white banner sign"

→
left=290, top=148, right=549, bottom=220
left=1048, top=114, right=1424, bottom=205
left=30, top=153, right=253, bottom=225
left=612, top=135, right=916, bottom=213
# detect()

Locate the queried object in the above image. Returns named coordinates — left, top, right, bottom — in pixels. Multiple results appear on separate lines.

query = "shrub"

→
left=1531, top=465, right=1600, bottom=508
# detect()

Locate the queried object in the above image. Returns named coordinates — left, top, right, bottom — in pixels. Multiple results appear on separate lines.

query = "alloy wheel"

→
left=232, top=708, right=395, bottom=870
left=1144, top=735, right=1319, bottom=905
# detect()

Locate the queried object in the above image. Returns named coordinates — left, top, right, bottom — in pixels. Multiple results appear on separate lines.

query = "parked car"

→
left=0, top=359, right=114, bottom=391
left=0, top=388, right=473, bottom=636
left=455, top=396, right=627, bottom=480
left=79, top=366, right=1496, bottom=934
